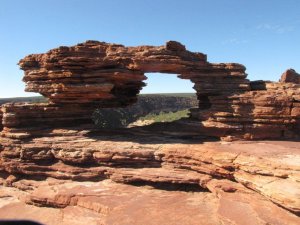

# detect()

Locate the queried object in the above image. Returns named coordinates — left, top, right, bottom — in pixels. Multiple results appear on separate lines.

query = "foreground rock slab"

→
left=0, top=139, right=299, bottom=224
left=1, top=178, right=299, bottom=225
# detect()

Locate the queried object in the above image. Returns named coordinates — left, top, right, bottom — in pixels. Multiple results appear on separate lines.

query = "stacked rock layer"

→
left=3, top=40, right=299, bottom=140
left=0, top=41, right=300, bottom=165
left=0, top=41, right=300, bottom=223
left=190, top=79, right=300, bottom=140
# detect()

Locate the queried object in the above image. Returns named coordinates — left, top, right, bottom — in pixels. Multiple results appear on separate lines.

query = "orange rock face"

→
left=1, top=40, right=299, bottom=140
left=0, top=41, right=300, bottom=224
left=280, top=69, right=300, bottom=84
left=0, top=140, right=299, bottom=224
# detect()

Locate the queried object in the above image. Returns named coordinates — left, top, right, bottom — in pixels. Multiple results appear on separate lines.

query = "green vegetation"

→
left=139, top=109, right=190, bottom=122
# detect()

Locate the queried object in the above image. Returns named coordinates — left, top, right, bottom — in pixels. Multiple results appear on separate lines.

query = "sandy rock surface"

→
left=1, top=139, right=299, bottom=224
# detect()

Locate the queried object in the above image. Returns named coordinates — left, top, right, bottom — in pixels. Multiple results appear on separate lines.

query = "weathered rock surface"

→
left=1, top=177, right=299, bottom=225
left=1, top=40, right=300, bottom=224
left=18, top=40, right=208, bottom=105
left=1, top=131, right=300, bottom=223
left=190, top=80, right=300, bottom=140
left=280, top=69, right=300, bottom=84
left=1, top=40, right=299, bottom=141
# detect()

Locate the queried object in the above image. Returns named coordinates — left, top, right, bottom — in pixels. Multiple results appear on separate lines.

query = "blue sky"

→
left=0, top=0, right=299, bottom=97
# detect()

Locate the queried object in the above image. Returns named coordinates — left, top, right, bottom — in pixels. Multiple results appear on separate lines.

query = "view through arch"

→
left=130, top=73, right=197, bottom=126
left=93, top=73, right=198, bottom=128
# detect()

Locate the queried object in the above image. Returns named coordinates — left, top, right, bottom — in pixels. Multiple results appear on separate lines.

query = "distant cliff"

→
left=93, top=94, right=197, bottom=128
left=0, top=94, right=197, bottom=129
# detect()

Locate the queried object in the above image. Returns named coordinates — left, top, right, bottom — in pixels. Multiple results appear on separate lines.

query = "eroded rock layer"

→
left=2, top=40, right=299, bottom=140
left=0, top=41, right=300, bottom=224
left=18, top=40, right=208, bottom=104
left=190, top=79, right=300, bottom=140
left=0, top=139, right=300, bottom=224
left=280, top=69, right=300, bottom=84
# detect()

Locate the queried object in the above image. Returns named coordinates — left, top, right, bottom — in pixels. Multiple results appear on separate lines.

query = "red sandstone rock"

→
left=17, top=41, right=244, bottom=112
left=1, top=178, right=299, bottom=225
left=190, top=81, right=300, bottom=140
left=1, top=41, right=300, bottom=224
left=1, top=127, right=300, bottom=215
left=1, top=41, right=299, bottom=141
left=280, top=69, right=300, bottom=84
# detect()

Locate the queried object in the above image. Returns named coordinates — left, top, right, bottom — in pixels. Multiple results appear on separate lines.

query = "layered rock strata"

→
left=93, top=94, right=197, bottom=128
left=18, top=40, right=208, bottom=105
left=0, top=140, right=299, bottom=224
left=0, top=41, right=300, bottom=224
left=1, top=127, right=300, bottom=214
left=1, top=179, right=299, bottom=225
left=190, top=79, right=300, bottom=140
left=280, top=69, right=300, bottom=84
left=2, top=40, right=299, bottom=140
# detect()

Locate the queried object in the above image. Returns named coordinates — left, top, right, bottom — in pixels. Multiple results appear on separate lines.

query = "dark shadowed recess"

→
left=127, top=180, right=208, bottom=192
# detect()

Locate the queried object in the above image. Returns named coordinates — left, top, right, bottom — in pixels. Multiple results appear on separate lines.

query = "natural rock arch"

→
left=0, top=40, right=299, bottom=141
left=1, top=41, right=300, bottom=223
left=18, top=40, right=247, bottom=106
